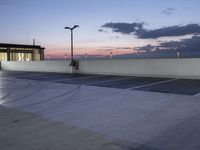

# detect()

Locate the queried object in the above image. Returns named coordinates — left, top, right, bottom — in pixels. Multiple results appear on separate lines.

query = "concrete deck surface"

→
left=1, top=71, right=200, bottom=150
left=1, top=105, right=149, bottom=150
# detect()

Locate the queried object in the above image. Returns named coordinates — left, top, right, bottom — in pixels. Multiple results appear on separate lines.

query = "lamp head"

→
left=65, top=25, right=79, bottom=30
left=64, top=26, right=71, bottom=30
left=72, top=25, right=79, bottom=29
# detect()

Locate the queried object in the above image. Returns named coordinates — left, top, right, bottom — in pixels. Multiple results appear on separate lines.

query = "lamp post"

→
left=176, top=44, right=186, bottom=58
left=64, top=54, right=67, bottom=60
left=85, top=53, right=88, bottom=59
left=64, top=25, right=79, bottom=63
left=110, top=51, right=113, bottom=59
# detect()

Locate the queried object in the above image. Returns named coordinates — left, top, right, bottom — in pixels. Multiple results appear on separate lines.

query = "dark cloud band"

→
left=135, top=35, right=200, bottom=52
left=100, top=22, right=200, bottom=39
left=101, top=22, right=144, bottom=34
left=137, top=24, right=200, bottom=39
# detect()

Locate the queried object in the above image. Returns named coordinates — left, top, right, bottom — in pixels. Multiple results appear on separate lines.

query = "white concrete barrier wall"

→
left=1, top=59, right=200, bottom=79
left=1, top=61, right=72, bottom=73
left=78, top=59, right=200, bottom=79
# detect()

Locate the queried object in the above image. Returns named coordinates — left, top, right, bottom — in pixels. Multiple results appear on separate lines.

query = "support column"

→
left=7, top=48, right=10, bottom=61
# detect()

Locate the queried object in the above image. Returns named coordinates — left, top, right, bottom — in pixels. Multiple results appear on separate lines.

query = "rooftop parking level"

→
left=1, top=71, right=200, bottom=150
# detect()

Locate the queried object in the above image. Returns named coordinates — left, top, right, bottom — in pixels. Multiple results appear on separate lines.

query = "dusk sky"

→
left=0, top=0, right=200, bottom=58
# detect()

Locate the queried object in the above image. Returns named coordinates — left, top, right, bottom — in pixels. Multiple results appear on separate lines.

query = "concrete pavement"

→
left=1, top=71, right=200, bottom=149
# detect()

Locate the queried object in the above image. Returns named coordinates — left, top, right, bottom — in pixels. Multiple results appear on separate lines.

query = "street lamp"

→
left=110, top=51, right=113, bottom=59
left=176, top=44, right=186, bottom=58
left=64, top=25, right=79, bottom=64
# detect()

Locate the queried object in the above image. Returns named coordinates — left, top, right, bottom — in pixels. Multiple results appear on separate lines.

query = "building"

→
left=0, top=43, right=45, bottom=61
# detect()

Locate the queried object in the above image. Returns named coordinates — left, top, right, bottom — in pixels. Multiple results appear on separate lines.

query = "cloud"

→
left=98, top=46, right=133, bottom=51
left=134, top=44, right=157, bottom=52
left=101, top=22, right=144, bottom=34
left=162, top=35, right=200, bottom=51
left=112, top=36, right=200, bottom=58
left=161, top=8, right=175, bottom=15
left=101, top=22, right=200, bottom=39
left=135, top=35, right=200, bottom=52
left=116, top=47, right=132, bottom=50
left=137, top=24, right=200, bottom=39
left=98, top=29, right=107, bottom=33
left=97, top=48, right=114, bottom=52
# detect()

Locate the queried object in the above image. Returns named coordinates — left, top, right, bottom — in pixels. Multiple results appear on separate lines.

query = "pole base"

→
left=69, top=60, right=79, bottom=70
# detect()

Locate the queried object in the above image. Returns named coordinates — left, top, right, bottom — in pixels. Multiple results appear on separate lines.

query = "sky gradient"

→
left=0, top=0, right=200, bottom=59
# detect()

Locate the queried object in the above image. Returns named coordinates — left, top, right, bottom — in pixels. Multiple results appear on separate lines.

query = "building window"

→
left=0, top=53, right=7, bottom=61
left=0, top=43, right=45, bottom=61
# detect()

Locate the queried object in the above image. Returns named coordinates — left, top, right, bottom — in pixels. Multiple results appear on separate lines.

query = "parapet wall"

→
left=1, top=58, right=200, bottom=79
left=78, top=59, right=200, bottom=79
left=1, top=61, right=72, bottom=73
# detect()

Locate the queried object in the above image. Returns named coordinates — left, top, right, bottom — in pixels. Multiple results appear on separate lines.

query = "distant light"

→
left=110, top=52, right=113, bottom=59
left=137, top=50, right=140, bottom=56
left=177, top=50, right=180, bottom=58
left=85, top=53, right=87, bottom=59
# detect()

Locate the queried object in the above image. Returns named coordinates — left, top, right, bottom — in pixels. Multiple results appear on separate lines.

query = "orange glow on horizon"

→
left=45, top=47, right=137, bottom=59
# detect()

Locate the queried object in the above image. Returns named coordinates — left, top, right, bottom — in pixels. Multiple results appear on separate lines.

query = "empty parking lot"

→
left=1, top=71, right=200, bottom=95
left=1, top=71, right=200, bottom=150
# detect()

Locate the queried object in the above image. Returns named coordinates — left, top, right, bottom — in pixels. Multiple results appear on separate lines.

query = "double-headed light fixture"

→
left=64, top=25, right=79, bottom=65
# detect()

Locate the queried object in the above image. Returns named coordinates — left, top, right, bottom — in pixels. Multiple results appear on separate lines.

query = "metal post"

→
left=7, top=48, right=10, bottom=61
left=65, top=54, right=67, bottom=60
left=85, top=53, right=87, bottom=59
left=177, top=50, right=180, bottom=58
left=71, top=29, right=73, bottom=62
left=64, top=25, right=79, bottom=65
